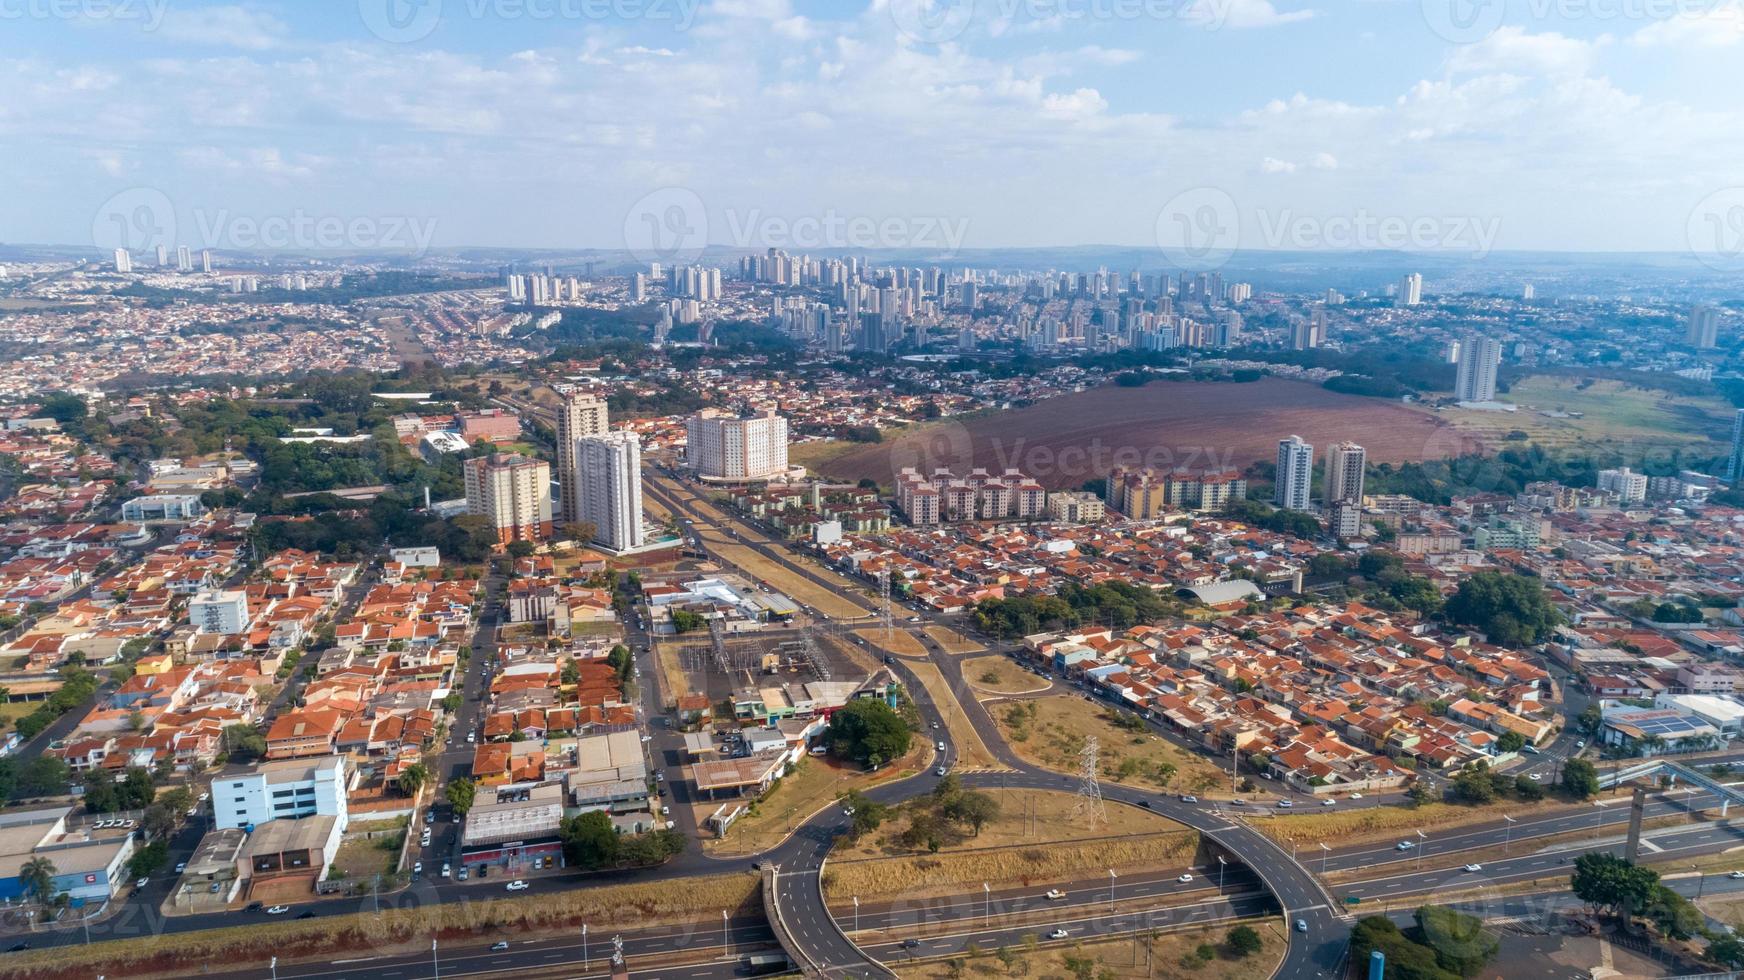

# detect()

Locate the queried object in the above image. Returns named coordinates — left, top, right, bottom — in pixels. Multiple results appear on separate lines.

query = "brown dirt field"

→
left=924, top=626, right=983, bottom=654
left=998, top=696, right=1228, bottom=796
left=896, top=916, right=1287, bottom=980
left=818, top=378, right=1469, bottom=490
left=854, top=627, right=928, bottom=658
left=962, top=655, right=1048, bottom=695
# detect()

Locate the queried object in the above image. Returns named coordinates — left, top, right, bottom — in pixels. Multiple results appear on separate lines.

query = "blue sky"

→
left=3, top=0, right=1742, bottom=254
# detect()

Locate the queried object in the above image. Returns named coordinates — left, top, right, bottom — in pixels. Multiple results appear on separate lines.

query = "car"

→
left=1295, top=919, right=1308, bottom=933
left=1180, top=795, right=1198, bottom=803
left=640, top=735, right=653, bottom=743
left=1463, top=864, right=1483, bottom=872
left=1575, top=740, right=1586, bottom=749
left=134, top=877, right=149, bottom=889
left=902, top=938, right=921, bottom=949
left=931, top=722, right=940, bottom=730
left=935, top=741, right=946, bottom=752
left=245, top=902, right=264, bottom=913
left=1528, top=773, right=1542, bottom=781
left=751, top=862, right=762, bottom=871
left=908, top=616, right=922, bottom=623
left=1396, top=841, right=1415, bottom=850
left=1321, top=799, right=1337, bottom=806
left=935, top=766, right=948, bottom=776
left=1044, top=889, right=1066, bottom=900
left=842, top=806, right=856, bottom=817
left=491, top=941, right=510, bottom=951
left=265, top=906, right=290, bottom=915
left=1048, top=929, right=1070, bottom=940
left=656, top=770, right=666, bottom=782
left=8, top=942, right=31, bottom=952
left=1177, top=874, right=1193, bottom=883
left=1350, top=793, right=1364, bottom=800
left=297, top=910, right=316, bottom=920
left=1730, top=871, right=1744, bottom=880
left=208, top=882, right=222, bottom=893
left=1228, top=798, right=1244, bottom=806
left=1277, top=800, right=1294, bottom=808
left=1522, top=744, right=1540, bottom=754
left=466, top=734, right=476, bottom=744
left=1138, top=799, right=1152, bottom=809
left=506, top=880, right=529, bottom=891
left=413, top=861, right=423, bottom=874
left=441, top=864, right=451, bottom=878
left=175, top=862, right=187, bottom=873
left=458, top=869, right=469, bottom=881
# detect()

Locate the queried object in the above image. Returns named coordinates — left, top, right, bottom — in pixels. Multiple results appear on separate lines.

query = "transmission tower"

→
left=878, top=567, right=893, bottom=645
left=1072, top=736, right=1107, bottom=827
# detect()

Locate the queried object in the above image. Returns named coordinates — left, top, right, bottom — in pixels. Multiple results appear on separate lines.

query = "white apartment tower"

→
left=555, top=391, right=609, bottom=522
left=685, top=409, right=789, bottom=482
left=112, top=248, right=132, bottom=274
left=577, top=432, right=645, bottom=552
left=1275, top=436, right=1315, bottom=512
left=1397, top=273, right=1422, bottom=307
left=1688, top=304, right=1720, bottom=349
left=1325, top=442, right=1367, bottom=538
left=188, top=589, right=251, bottom=635
left=1454, top=335, right=1502, bottom=403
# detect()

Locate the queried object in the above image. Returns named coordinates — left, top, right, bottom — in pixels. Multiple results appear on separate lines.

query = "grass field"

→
left=897, top=916, right=1285, bottom=979
left=904, top=658, right=1005, bottom=771
left=997, top=696, right=1227, bottom=795
left=1254, top=794, right=1613, bottom=849
left=924, top=626, right=984, bottom=654
left=962, top=656, right=1046, bottom=695
left=697, top=526, right=872, bottom=619
left=854, top=627, right=928, bottom=658
left=1441, top=375, right=1733, bottom=455
left=705, top=747, right=929, bottom=857
left=1, top=874, right=761, bottom=980
left=835, top=789, right=1187, bottom=861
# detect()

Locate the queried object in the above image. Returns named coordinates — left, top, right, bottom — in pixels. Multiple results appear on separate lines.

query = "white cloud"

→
left=1447, top=26, right=1604, bottom=78
left=1310, top=152, right=1338, bottom=169
left=1186, top=0, right=1315, bottom=30
left=1632, top=2, right=1744, bottom=48
left=156, top=5, right=288, bottom=51
left=1261, top=156, right=1298, bottom=173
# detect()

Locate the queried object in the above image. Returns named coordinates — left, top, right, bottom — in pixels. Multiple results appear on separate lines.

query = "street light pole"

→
left=854, top=896, right=860, bottom=933
left=1319, top=842, right=1330, bottom=875
left=583, top=923, right=588, bottom=969
left=1503, top=814, right=1515, bottom=855
left=1217, top=856, right=1226, bottom=894
left=722, top=910, right=730, bottom=959
left=984, top=882, right=991, bottom=922
left=271, top=958, right=277, bottom=980
left=432, top=939, right=439, bottom=980
left=1108, top=869, right=1117, bottom=911
left=1416, top=829, right=1426, bottom=871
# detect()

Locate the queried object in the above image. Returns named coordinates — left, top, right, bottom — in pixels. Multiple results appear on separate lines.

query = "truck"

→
left=740, top=953, right=790, bottom=975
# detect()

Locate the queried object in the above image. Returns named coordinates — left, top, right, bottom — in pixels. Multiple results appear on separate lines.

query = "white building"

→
left=1275, top=435, right=1315, bottom=512
left=577, top=431, right=645, bottom=552
left=1455, top=335, right=1501, bottom=403
left=685, top=409, right=790, bottom=482
left=1397, top=272, right=1422, bottom=307
left=1325, top=441, right=1366, bottom=537
left=555, top=390, right=609, bottom=521
left=464, top=453, right=553, bottom=544
left=1688, top=304, right=1720, bottom=349
left=211, top=756, right=349, bottom=831
left=1598, top=467, right=1649, bottom=505
left=113, top=248, right=132, bottom=274
left=188, top=589, right=250, bottom=636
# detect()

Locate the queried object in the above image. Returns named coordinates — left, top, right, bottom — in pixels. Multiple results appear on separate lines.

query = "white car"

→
left=1350, top=793, right=1364, bottom=800
left=1180, top=795, right=1198, bottom=804
left=1730, top=871, right=1744, bottom=880
left=1177, top=874, right=1193, bottom=883
left=133, top=877, right=149, bottom=889
left=505, top=880, right=529, bottom=891
left=1528, top=773, right=1542, bottom=781
left=1048, top=929, right=1070, bottom=940
left=1463, top=864, right=1482, bottom=872
left=1044, top=889, right=1066, bottom=900
left=935, top=766, right=948, bottom=776
left=1396, top=841, right=1415, bottom=851
left=1321, top=799, right=1336, bottom=806
left=265, top=905, right=290, bottom=915
left=413, top=861, right=423, bottom=874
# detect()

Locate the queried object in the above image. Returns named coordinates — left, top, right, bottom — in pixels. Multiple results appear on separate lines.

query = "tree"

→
left=1407, top=780, right=1436, bottom=807
left=1514, top=773, right=1545, bottom=801
left=560, top=810, right=621, bottom=869
left=398, top=762, right=430, bottom=798
left=20, top=856, right=57, bottom=904
left=1348, top=916, right=1458, bottom=980
left=14, top=755, right=70, bottom=798
left=943, top=790, right=1001, bottom=836
left=1452, top=762, right=1497, bottom=804
left=445, top=777, right=477, bottom=815
left=221, top=723, right=267, bottom=762
left=83, top=770, right=120, bottom=813
left=1414, top=905, right=1499, bottom=976
left=128, top=840, right=169, bottom=879
left=1645, top=884, right=1705, bottom=940
left=1496, top=731, right=1525, bottom=754
left=560, top=521, right=597, bottom=544
left=1227, top=924, right=1263, bottom=956
left=1708, top=933, right=1744, bottom=969
left=1571, top=853, right=1659, bottom=919
left=505, top=540, right=536, bottom=559
left=1562, top=758, right=1600, bottom=800
left=1443, top=571, right=1562, bottom=646
left=827, top=699, right=912, bottom=768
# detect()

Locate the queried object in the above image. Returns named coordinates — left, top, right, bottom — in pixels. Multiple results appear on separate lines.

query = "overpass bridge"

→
left=1601, top=759, right=1744, bottom=817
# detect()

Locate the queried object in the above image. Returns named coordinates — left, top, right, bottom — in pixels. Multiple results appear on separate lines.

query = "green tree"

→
left=943, top=789, right=1001, bottom=836
left=560, top=810, right=621, bottom=868
left=827, top=699, right=912, bottom=768
left=1227, top=924, right=1263, bottom=957
left=1644, top=883, right=1705, bottom=940
left=1562, top=758, right=1600, bottom=800
left=398, top=762, right=430, bottom=798
left=1452, top=762, right=1497, bottom=804
left=1514, top=774, right=1545, bottom=800
left=445, top=777, right=477, bottom=815
left=1414, top=905, right=1499, bottom=975
left=128, top=840, right=169, bottom=879
left=20, top=856, right=57, bottom=904
left=1571, top=853, right=1659, bottom=919
left=1407, top=780, right=1436, bottom=807
left=1707, top=933, right=1744, bottom=969
left=1496, top=731, right=1525, bottom=754
left=1443, top=571, right=1562, bottom=646
left=221, top=723, right=267, bottom=762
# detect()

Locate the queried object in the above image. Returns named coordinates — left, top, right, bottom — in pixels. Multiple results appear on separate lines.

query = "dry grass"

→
left=652, top=637, right=699, bottom=710
left=904, top=658, right=1005, bottom=771
left=898, top=916, right=1286, bottom=979
left=1254, top=793, right=1617, bottom=848
left=1440, top=375, right=1732, bottom=453
left=997, top=696, right=1226, bottom=795
left=704, top=747, right=929, bottom=857
left=924, top=626, right=984, bottom=655
left=825, top=830, right=1199, bottom=903
left=962, top=656, right=1046, bottom=696
left=836, top=789, right=1188, bottom=861
left=0, top=875, right=760, bottom=980
left=331, top=830, right=402, bottom=879
left=697, top=527, right=872, bottom=619
left=855, top=627, right=928, bottom=658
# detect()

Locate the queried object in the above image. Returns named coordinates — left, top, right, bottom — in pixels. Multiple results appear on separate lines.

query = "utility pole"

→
left=1503, top=814, right=1515, bottom=855
left=1108, top=869, right=1117, bottom=912
left=1319, top=842, right=1330, bottom=875
left=1217, top=856, right=1227, bottom=893
left=432, top=939, right=439, bottom=980
left=984, top=882, right=991, bottom=922
left=1416, top=829, right=1427, bottom=870
left=722, top=910, right=730, bottom=959
left=583, top=923, right=588, bottom=969
left=853, top=896, right=860, bottom=933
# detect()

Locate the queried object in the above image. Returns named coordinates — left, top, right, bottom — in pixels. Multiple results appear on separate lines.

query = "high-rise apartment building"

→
left=1275, top=436, right=1315, bottom=512
left=685, top=409, right=789, bottom=482
left=112, top=248, right=132, bottom=274
left=463, top=453, right=552, bottom=545
left=555, top=391, right=609, bottom=522
left=576, top=432, right=645, bottom=552
left=1727, top=410, right=1744, bottom=484
left=1454, top=335, right=1501, bottom=403
left=1397, top=273, right=1422, bottom=307
left=1688, top=304, right=1720, bottom=349
left=1325, top=441, right=1366, bottom=537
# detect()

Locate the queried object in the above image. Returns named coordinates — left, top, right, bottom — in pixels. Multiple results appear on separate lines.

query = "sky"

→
left=3, top=0, right=1744, bottom=256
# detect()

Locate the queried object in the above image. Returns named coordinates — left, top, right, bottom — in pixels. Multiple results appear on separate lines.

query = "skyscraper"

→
left=1687, top=304, right=1720, bottom=349
left=155, top=244, right=168, bottom=267
left=1727, top=409, right=1744, bottom=484
left=1275, top=435, right=1314, bottom=512
left=1397, top=273, right=1422, bottom=307
left=200, top=250, right=213, bottom=273
left=112, top=248, right=132, bottom=274
left=1325, top=441, right=1366, bottom=537
left=555, top=391, right=609, bottom=522
left=463, top=453, right=552, bottom=545
left=576, top=432, right=645, bottom=553
left=176, top=245, right=192, bottom=272
left=685, top=409, right=789, bottom=482
left=1454, top=335, right=1501, bottom=403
